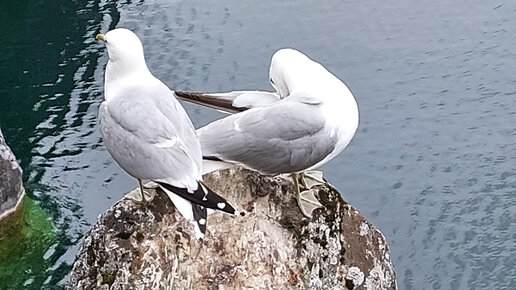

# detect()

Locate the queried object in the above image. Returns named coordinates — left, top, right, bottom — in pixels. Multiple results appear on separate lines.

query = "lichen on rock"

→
left=70, top=167, right=397, bottom=289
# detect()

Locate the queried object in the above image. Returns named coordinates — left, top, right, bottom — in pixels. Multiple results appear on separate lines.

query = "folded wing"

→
left=197, top=99, right=338, bottom=174
left=175, top=90, right=280, bottom=113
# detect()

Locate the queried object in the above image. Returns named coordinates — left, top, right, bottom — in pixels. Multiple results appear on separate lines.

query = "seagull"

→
left=175, top=48, right=359, bottom=218
left=95, top=28, right=236, bottom=239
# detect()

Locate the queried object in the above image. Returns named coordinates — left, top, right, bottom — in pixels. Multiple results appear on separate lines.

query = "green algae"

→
left=0, top=196, right=57, bottom=289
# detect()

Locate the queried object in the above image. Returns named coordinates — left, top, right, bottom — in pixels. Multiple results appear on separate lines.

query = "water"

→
left=0, top=0, right=515, bottom=289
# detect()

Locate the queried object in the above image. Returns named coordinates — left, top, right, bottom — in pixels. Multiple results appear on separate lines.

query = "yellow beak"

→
left=96, top=34, right=105, bottom=41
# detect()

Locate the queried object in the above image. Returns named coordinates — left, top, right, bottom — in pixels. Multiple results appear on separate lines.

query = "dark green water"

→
left=1, top=0, right=515, bottom=289
left=0, top=0, right=122, bottom=288
left=0, top=198, right=56, bottom=288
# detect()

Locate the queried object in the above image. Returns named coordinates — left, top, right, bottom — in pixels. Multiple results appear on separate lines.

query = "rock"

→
left=0, top=129, right=24, bottom=222
left=0, top=130, right=58, bottom=289
left=70, top=168, right=397, bottom=289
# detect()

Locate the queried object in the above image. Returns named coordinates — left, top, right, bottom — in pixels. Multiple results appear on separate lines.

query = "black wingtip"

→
left=203, top=155, right=224, bottom=161
left=174, top=91, right=247, bottom=113
left=158, top=181, right=237, bottom=215
left=192, top=204, right=207, bottom=237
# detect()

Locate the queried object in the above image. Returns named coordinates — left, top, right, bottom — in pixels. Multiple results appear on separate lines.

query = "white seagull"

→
left=96, top=28, right=236, bottom=239
left=176, top=48, right=359, bottom=218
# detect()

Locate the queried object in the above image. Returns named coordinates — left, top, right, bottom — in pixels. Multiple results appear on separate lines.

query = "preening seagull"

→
left=176, top=48, right=359, bottom=218
left=96, top=28, right=236, bottom=239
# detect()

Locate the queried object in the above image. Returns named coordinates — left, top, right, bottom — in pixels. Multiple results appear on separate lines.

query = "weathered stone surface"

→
left=0, top=129, right=24, bottom=221
left=70, top=168, right=396, bottom=289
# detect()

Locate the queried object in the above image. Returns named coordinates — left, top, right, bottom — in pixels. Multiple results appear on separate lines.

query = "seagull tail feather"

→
left=202, top=158, right=235, bottom=175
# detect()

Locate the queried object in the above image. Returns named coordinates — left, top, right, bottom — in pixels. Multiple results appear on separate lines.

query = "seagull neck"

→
left=105, top=58, right=150, bottom=79
left=104, top=60, right=153, bottom=101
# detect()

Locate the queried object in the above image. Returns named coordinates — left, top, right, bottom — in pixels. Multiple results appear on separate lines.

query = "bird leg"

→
left=292, top=173, right=324, bottom=218
left=126, top=179, right=156, bottom=203
left=139, top=180, right=147, bottom=202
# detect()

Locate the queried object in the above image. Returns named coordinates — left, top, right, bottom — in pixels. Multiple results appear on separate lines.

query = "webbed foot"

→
left=296, top=188, right=324, bottom=218
left=292, top=173, right=324, bottom=218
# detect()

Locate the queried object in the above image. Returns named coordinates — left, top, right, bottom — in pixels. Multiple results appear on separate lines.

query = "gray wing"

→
left=156, top=92, right=203, bottom=171
left=99, top=88, right=201, bottom=188
left=197, top=99, right=337, bottom=174
left=175, top=90, right=280, bottom=113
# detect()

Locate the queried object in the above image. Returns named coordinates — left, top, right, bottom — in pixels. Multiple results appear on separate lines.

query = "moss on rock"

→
left=0, top=196, right=57, bottom=289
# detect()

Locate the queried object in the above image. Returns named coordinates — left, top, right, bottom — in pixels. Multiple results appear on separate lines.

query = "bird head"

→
left=96, top=28, right=147, bottom=72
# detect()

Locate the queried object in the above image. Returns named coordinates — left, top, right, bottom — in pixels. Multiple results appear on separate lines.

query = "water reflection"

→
left=0, top=0, right=515, bottom=289
left=0, top=0, right=125, bottom=287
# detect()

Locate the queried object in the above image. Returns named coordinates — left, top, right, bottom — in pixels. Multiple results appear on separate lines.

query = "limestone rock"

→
left=70, top=168, right=396, bottom=289
left=0, top=129, right=24, bottom=221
